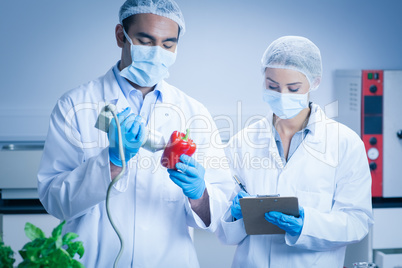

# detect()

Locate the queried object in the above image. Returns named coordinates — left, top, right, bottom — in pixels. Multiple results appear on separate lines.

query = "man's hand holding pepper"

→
left=167, top=155, right=206, bottom=200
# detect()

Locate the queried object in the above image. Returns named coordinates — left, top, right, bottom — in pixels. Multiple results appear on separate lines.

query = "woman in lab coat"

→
left=217, top=36, right=374, bottom=267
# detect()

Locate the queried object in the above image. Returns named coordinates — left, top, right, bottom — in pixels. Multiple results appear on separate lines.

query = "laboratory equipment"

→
left=0, top=142, right=58, bottom=265
left=96, top=103, right=170, bottom=267
left=0, top=142, right=44, bottom=200
left=353, top=262, right=377, bottom=267
left=375, top=249, right=402, bottom=268
left=95, top=104, right=167, bottom=152
left=97, top=104, right=127, bottom=268
left=335, top=70, right=402, bottom=198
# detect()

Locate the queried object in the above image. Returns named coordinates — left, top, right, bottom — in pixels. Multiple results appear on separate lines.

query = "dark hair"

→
left=122, top=14, right=180, bottom=42
left=122, top=15, right=136, bottom=42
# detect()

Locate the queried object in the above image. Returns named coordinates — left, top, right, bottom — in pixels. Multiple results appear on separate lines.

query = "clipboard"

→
left=239, top=196, right=299, bottom=235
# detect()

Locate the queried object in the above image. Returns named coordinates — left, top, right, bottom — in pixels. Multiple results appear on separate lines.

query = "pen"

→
left=233, top=175, right=249, bottom=194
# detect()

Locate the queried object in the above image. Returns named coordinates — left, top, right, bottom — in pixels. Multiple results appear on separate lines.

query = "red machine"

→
left=336, top=70, right=402, bottom=198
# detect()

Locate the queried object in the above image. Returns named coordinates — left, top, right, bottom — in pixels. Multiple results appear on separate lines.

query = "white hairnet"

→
left=119, top=0, right=185, bottom=37
left=261, top=36, right=322, bottom=91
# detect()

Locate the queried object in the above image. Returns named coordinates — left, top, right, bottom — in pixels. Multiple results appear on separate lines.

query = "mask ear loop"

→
left=309, top=77, right=321, bottom=92
left=123, top=28, right=134, bottom=45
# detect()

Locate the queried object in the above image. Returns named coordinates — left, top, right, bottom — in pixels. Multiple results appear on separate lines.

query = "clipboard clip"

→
left=256, top=194, right=280, bottom=197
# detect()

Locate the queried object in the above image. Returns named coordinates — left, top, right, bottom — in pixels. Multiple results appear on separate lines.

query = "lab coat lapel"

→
left=300, top=104, right=340, bottom=168
left=303, top=104, right=326, bottom=152
left=114, top=94, right=131, bottom=113
left=257, top=114, right=285, bottom=169
left=102, top=67, right=132, bottom=113
left=268, top=138, right=285, bottom=169
left=147, top=82, right=186, bottom=141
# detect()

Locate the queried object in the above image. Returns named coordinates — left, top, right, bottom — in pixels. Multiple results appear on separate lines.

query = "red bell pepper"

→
left=161, top=129, right=196, bottom=169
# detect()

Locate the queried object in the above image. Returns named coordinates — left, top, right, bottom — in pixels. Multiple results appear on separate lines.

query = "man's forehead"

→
left=127, top=13, right=178, bottom=29
left=127, top=13, right=180, bottom=38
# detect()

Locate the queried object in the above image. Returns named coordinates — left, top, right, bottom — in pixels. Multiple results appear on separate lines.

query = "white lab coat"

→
left=216, top=104, right=374, bottom=268
left=38, top=67, right=234, bottom=268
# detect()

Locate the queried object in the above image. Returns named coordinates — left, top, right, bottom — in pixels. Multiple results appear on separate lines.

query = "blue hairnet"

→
left=119, top=0, right=185, bottom=37
left=261, top=36, right=322, bottom=91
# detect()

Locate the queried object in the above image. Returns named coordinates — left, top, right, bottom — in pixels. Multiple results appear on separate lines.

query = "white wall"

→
left=1, top=0, right=401, bottom=140
left=171, top=0, right=402, bottom=125
left=0, top=1, right=121, bottom=140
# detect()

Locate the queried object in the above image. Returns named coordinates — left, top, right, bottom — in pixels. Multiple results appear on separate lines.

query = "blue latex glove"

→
left=264, top=206, right=305, bottom=236
left=108, top=107, right=146, bottom=167
left=231, top=190, right=250, bottom=220
left=167, top=154, right=206, bottom=200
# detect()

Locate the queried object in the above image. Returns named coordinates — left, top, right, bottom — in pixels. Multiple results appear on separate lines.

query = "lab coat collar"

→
left=299, top=103, right=330, bottom=160
left=304, top=103, right=326, bottom=145
left=256, top=103, right=328, bottom=165
left=259, top=103, right=325, bottom=143
left=102, top=67, right=173, bottom=112
left=254, top=111, right=274, bottom=145
left=102, top=67, right=130, bottom=113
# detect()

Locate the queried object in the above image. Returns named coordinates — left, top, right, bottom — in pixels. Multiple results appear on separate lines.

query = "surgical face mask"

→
left=120, top=30, right=177, bottom=87
left=262, top=88, right=309, bottom=119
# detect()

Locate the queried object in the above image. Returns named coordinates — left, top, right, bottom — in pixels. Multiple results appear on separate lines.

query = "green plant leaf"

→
left=19, top=221, right=85, bottom=267
left=40, top=239, right=56, bottom=258
left=77, top=242, right=85, bottom=259
left=20, top=238, right=48, bottom=263
left=55, top=235, right=63, bottom=249
left=21, top=238, right=45, bottom=250
left=18, top=249, right=27, bottom=259
left=52, top=220, right=66, bottom=239
left=66, top=241, right=84, bottom=259
left=0, top=239, right=15, bottom=268
left=52, top=248, right=73, bottom=267
left=17, top=259, right=40, bottom=268
left=24, top=223, right=45, bottom=241
left=71, top=259, right=86, bottom=268
left=62, top=232, right=79, bottom=244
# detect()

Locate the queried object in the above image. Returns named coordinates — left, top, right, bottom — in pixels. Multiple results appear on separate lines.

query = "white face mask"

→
left=262, top=88, right=309, bottom=119
left=120, top=29, right=177, bottom=87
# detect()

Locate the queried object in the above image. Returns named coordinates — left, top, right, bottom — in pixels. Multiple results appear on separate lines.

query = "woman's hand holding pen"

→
left=231, top=190, right=250, bottom=220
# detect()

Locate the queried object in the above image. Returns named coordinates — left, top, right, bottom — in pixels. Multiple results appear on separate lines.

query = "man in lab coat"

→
left=37, top=0, right=234, bottom=267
